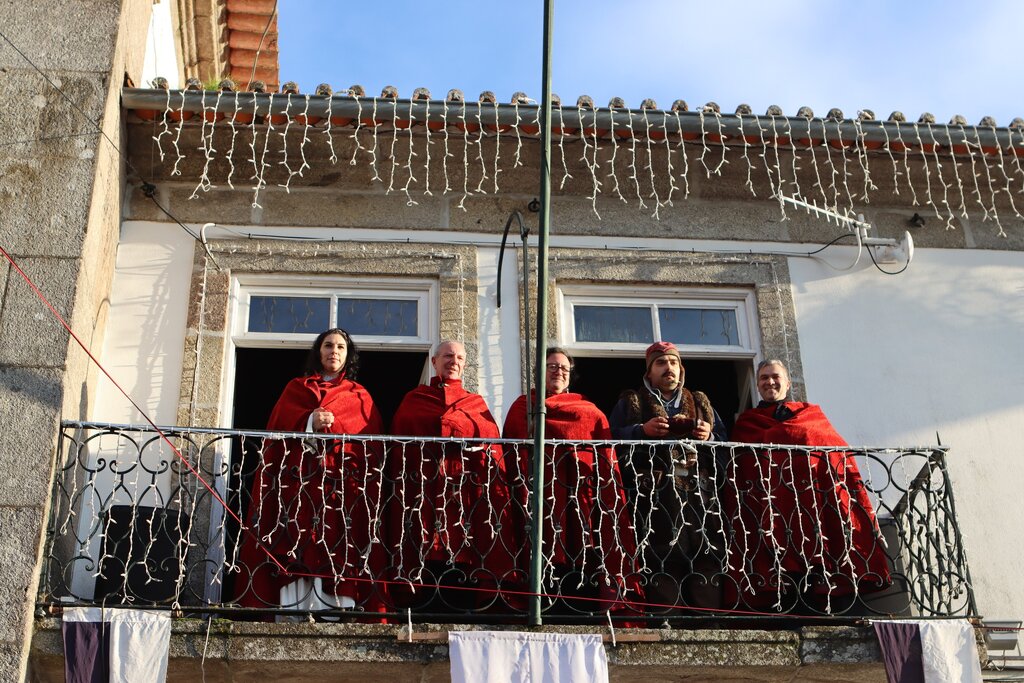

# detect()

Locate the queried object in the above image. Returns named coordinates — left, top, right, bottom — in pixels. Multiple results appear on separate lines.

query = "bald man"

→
left=388, top=341, right=512, bottom=612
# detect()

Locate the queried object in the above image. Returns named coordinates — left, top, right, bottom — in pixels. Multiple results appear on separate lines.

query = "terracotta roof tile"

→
left=226, top=0, right=277, bottom=13
left=234, top=68, right=277, bottom=87
left=226, top=30, right=277, bottom=51
left=122, top=85, right=1023, bottom=151
left=229, top=48, right=278, bottom=68
left=224, top=3, right=280, bottom=91
left=226, top=12, right=276, bottom=33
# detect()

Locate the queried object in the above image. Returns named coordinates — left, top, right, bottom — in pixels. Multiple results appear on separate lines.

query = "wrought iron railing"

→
left=39, top=421, right=976, bottom=624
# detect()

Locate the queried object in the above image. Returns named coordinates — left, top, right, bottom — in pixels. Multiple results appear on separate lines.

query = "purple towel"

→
left=874, top=621, right=925, bottom=683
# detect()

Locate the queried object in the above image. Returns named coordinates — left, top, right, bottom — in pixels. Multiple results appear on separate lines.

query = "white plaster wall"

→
left=91, top=221, right=194, bottom=423
left=788, top=246, right=1024, bottom=621
left=72, top=221, right=194, bottom=597
left=140, top=0, right=179, bottom=88
left=476, top=246, right=522, bottom=425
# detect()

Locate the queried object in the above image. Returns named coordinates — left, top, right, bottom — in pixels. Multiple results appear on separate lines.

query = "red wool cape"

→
left=388, top=377, right=513, bottom=586
left=502, top=392, right=642, bottom=611
left=727, top=402, right=891, bottom=607
left=234, top=374, right=386, bottom=614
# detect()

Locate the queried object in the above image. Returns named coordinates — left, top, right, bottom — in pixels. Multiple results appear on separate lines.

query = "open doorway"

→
left=223, top=346, right=428, bottom=600
left=571, top=356, right=746, bottom=435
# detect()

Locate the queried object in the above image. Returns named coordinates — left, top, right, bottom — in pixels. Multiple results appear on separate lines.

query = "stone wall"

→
left=0, top=1, right=153, bottom=679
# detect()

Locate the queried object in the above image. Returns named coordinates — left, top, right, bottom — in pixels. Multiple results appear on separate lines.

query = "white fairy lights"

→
left=142, top=89, right=1023, bottom=233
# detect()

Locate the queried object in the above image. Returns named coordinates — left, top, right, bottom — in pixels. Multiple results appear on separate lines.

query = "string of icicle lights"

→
left=131, top=82, right=1024, bottom=236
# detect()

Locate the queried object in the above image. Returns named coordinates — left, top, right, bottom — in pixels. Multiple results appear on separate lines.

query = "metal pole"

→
left=528, top=0, right=554, bottom=627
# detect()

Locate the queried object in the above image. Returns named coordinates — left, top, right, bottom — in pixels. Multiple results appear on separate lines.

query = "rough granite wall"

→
left=0, top=1, right=152, bottom=679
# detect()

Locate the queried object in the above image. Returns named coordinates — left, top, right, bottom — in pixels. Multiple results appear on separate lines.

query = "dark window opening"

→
left=231, top=347, right=428, bottom=431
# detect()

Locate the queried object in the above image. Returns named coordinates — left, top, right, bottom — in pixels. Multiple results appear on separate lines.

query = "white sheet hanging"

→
left=449, top=630, right=608, bottom=683
left=918, top=619, right=983, bottom=683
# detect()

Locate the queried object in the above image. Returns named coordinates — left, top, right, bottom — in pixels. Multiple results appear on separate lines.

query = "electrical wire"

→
left=0, top=242, right=290, bottom=582
left=0, top=131, right=100, bottom=149
left=245, top=0, right=279, bottom=90
left=200, top=224, right=881, bottom=274
left=141, top=183, right=199, bottom=239
left=817, top=226, right=863, bottom=272
left=866, top=238, right=912, bottom=275
left=805, top=232, right=858, bottom=254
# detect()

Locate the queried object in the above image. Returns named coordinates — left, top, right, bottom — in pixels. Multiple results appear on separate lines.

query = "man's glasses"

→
left=545, top=363, right=572, bottom=374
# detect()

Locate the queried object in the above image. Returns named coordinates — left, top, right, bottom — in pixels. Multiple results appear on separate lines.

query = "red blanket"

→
left=503, top=392, right=642, bottom=612
left=389, top=378, right=512, bottom=586
left=235, top=374, right=386, bottom=614
left=728, top=402, right=891, bottom=609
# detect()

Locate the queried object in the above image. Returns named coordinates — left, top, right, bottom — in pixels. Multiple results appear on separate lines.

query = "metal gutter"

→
left=122, top=88, right=1024, bottom=148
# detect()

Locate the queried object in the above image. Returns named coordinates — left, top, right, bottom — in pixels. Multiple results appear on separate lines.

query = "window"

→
left=560, top=285, right=757, bottom=357
left=559, top=284, right=762, bottom=424
left=233, top=276, right=436, bottom=348
left=248, top=295, right=330, bottom=334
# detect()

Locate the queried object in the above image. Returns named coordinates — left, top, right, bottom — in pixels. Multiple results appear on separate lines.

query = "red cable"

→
left=282, top=569, right=864, bottom=621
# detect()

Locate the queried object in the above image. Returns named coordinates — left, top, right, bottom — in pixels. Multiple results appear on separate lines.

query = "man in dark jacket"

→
left=608, top=341, right=726, bottom=613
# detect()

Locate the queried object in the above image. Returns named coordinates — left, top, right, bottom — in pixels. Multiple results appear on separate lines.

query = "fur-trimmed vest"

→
left=619, top=387, right=714, bottom=437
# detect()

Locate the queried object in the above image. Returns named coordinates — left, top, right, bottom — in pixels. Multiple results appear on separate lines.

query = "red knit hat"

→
left=645, top=341, right=682, bottom=372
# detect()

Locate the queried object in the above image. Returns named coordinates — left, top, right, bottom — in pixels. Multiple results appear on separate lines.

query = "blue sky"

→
left=279, top=0, right=1022, bottom=125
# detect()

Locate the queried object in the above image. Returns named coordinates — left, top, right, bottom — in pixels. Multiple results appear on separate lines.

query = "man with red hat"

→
left=608, top=341, right=727, bottom=613
left=609, top=341, right=725, bottom=442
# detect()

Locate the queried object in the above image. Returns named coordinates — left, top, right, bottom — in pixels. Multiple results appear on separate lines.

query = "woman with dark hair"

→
left=502, top=347, right=642, bottom=618
left=235, top=328, right=386, bottom=620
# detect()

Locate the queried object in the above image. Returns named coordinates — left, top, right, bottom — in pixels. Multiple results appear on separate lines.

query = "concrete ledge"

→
left=30, top=618, right=889, bottom=682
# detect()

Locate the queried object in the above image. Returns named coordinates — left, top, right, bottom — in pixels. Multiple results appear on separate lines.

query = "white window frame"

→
left=231, top=274, right=438, bottom=350
left=558, top=284, right=760, bottom=359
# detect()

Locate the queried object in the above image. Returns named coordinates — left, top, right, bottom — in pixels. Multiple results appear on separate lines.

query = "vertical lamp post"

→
left=528, top=0, right=555, bottom=627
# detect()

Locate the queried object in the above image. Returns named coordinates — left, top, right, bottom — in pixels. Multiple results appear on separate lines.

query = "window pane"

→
left=248, top=296, right=330, bottom=334
left=337, top=298, right=418, bottom=337
left=574, top=305, right=653, bottom=343
left=659, top=307, right=739, bottom=346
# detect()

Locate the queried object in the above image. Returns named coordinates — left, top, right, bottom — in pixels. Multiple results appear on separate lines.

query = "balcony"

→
left=31, top=421, right=978, bottom=679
